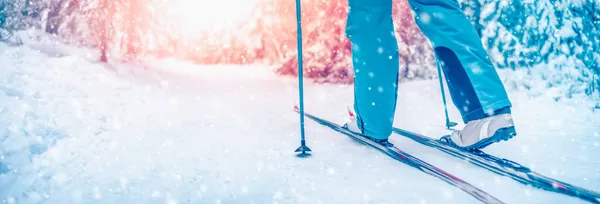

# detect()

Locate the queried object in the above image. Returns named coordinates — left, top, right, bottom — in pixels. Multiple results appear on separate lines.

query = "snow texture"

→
left=1, top=30, right=599, bottom=204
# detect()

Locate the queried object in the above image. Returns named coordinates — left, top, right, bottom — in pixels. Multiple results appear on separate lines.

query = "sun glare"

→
left=162, top=0, right=261, bottom=37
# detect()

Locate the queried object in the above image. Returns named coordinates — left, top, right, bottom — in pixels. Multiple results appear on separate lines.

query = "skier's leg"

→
left=407, top=0, right=516, bottom=150
left=344, top=0, right=400, bottom=141
left=407, top=0, right=512, bottom=123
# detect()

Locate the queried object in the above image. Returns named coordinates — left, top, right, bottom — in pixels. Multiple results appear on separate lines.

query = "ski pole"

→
left=435, top=58, right=458, bottom=129
left=294, top=0, right=311, bottom=155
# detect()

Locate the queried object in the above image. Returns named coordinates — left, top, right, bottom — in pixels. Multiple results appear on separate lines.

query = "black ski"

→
left=296, top=110, right=503, bottom=204
left=392, top=127, right=600, bottom=204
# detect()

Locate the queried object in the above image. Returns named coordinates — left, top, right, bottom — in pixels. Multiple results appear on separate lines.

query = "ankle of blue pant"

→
left=362, top=130, right=390, bottom=140
left=463, top=106, right=512, bottom=123
left=356, top=123, right=389, bottom=140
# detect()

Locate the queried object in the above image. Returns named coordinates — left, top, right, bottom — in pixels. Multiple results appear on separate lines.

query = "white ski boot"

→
left=441, top=113, right=517, bottom=151
left=342, top=107, right=394, bottom=147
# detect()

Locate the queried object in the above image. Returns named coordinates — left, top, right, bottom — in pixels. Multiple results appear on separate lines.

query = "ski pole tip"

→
left=295, top=144, right=312, bottom=157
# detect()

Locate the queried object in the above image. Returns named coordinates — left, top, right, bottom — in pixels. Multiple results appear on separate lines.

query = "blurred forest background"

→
left=1, top=0, right=599, bottom=98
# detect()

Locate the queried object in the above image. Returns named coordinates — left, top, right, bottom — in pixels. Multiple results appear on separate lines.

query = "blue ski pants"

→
left=346, top=0, right=512, bottom=140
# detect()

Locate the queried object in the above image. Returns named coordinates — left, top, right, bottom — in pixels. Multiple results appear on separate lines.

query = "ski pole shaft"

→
left=296, top=0, right=305, bottom=142
left=435, top=59, right=457, bottom=129
left=294, top=0, right=311, bottom=155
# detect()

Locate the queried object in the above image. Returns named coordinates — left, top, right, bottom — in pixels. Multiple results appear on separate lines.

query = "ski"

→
left=295, top=110, right=504, bottom=204
left=392, top=127, right=600, bottom=204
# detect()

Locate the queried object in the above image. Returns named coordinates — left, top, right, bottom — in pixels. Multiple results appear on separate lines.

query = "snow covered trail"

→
left=1, top=39, right=599, bottom=204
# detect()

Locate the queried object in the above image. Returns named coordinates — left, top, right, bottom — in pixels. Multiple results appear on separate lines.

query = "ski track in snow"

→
left=0, top=39, right=599, bottom=204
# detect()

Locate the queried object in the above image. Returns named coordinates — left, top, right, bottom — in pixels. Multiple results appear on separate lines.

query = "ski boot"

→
left=440, top=113, right=517, bottom=151
left=342, top=107, right=394, bottom=147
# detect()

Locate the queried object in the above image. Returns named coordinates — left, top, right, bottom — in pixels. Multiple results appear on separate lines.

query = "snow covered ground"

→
left=1, top=34, right=599, bottom=204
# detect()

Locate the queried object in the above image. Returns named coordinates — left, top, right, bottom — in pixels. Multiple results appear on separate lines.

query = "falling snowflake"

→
left=443, top=190, right=454, bottom=200
left=166, top=198, right=178, bottom=204
left=256, top=161, right=264, bottom=172
left=53, top=172, right=67, bottom=185
left=524, top=189, right=532, bottom=196
left=327, top=167, right=335, bottom=175
left=470, top=63, right=483, bottom=74
left=521, top=145, right=530, bottom=154
left=419, top=12, right=431, bottom=24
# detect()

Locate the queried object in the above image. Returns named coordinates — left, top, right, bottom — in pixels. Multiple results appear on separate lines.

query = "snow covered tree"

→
left=1, top=0, right=48, bottom=43
left=475, top=0, right=600, bottom=98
